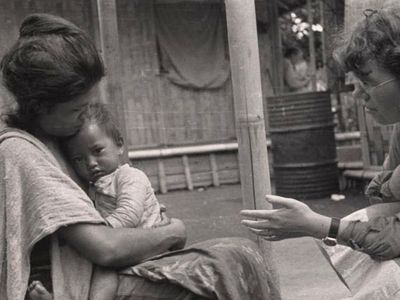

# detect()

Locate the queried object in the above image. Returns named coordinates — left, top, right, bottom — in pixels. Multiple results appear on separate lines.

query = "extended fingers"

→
left=265, top=194, right=298, bottom=207
left=240, top=209, right=276, bottom=218
left=240, top=195, right=299, bottom=218
left=241, top=219, right=271, bottom=229
left=247, top=228, right=289, bottom=241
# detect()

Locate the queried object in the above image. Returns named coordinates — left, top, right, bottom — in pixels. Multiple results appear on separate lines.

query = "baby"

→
left=29, top=102, right=168, bottom=300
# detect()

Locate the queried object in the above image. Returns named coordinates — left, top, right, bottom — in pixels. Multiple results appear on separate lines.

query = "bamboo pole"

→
left=267, top=0, right=284, bottom=94
left=92, top=0, right=129, bottom=163
left=224, top=0, right=280, bottom=297
left=307, top=0, right=317, bottom=91
left=127, top=132, right=358, bottom=159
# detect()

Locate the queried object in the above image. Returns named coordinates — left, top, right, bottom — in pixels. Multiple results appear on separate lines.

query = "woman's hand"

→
left=240, top=195, right=330, bottom=241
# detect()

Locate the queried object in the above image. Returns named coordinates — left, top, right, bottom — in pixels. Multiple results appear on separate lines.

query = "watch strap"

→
left=328, top=217, right=340, bottom=239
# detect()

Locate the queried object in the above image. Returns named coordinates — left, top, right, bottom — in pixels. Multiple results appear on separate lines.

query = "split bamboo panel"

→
left=117, top=0, right=237, bottom=148
left=131, top=151, right=240, bottom=194
left=0, top=0, right=100, bottom=114
left=0, top=0, right=96, bottom=53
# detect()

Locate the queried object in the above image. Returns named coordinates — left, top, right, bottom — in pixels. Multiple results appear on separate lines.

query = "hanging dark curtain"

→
left=155, top=2, right=230, bottom=89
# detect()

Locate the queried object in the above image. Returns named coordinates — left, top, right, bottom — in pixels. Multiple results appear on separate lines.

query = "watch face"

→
left=322, top=237, right=337, bottom=247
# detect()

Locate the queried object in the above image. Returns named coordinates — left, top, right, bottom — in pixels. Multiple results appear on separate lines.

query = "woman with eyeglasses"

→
left=242, top=4, right=400, bottom=298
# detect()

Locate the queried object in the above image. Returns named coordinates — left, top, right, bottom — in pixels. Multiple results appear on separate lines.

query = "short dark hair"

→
left=1, top=13, right=105, bottom=129
left=79, top=102, right=123, bottom=146
left=284, top=47, right=302, bottom=59
left=334, top=6, right=400, bottom=78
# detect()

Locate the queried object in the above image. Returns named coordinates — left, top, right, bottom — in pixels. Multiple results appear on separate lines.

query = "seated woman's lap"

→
left=115, top=237, right=277, bottom=300
left=116, top=275, right=207, bottom=300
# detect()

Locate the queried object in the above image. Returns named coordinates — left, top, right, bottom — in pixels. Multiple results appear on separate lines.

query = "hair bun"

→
left=19, top=13, right=81, bottom=38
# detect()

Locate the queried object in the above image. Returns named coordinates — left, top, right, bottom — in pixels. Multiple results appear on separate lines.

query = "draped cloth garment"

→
left=319, top=203, right=400, bottom=299
left=0, top=128, right=105, bottom=300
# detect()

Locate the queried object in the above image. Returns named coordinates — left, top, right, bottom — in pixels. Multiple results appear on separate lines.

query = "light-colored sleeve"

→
left=1, top=138, right=105, bottom=230
left=0, top=134, right=105, bottom=300
left=384, top=124, right=400, bottom=170
left=341, top=216, right=400, bottom=260
left=364, top=124, right=400, bottom=202
left=105, top=167, right=151, bottom=228
left=380, top=165, right=400, bottom=201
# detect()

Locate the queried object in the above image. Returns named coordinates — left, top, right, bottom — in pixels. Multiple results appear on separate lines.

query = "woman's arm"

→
left=240, top=195, right=400, bottom=260
left=241, top=195, right=331, bottom=240
left=58, top=218, right=186, bottom=267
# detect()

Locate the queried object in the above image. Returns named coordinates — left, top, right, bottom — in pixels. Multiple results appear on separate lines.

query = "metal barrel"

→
left=267, top=91, right=339, bottom=199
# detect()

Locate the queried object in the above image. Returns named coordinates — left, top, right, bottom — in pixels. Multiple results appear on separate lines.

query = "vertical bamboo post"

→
left=225, top=0, right=280, bottom=297
left=182, top=155, right=194, bottom=191
left=157, top=159, right=168, bottom=194
left=209, top=153, right=220, bottom=187
left=92, top=0, right=129, bottom=163
left=307, top=0, right=317, bottom=91
left=267, top=0, right=284, bottom=94
left=357, top=102, right=372, bottom=168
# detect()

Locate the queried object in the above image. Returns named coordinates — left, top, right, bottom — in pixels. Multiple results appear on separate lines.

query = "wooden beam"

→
left=209, top=153, right=220, bottom=187
left=307, top=0, right=317, bottom=91
left=321, top=0, right=345, bottom=91
left=225, top=0, right=280, bottom=297
left=91, top=0, right=129, bottom=163
left=267, top=0, right=284, bottom=94
left=357, top=98, right=372, bottom=168
left=157, top=158, right=168, bottom=194
left=182, top=155, right=194, bottom=191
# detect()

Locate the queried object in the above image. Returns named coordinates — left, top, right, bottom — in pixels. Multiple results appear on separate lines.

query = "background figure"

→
left=283, top=46, right=312, bottom=93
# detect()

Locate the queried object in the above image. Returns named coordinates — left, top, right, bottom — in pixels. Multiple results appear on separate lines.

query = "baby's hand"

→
left=157, top=204, right=171, bottom=227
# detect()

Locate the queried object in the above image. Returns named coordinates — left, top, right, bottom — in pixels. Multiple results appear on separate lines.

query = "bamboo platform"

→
left=130, top=131, right=362, bottom=194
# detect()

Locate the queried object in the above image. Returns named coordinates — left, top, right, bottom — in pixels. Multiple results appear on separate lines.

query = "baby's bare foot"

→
left=28, top=281, right=52, bottom=300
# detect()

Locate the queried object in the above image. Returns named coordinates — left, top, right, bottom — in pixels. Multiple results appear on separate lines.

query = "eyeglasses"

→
left=359, top=78, right=397, bottom=94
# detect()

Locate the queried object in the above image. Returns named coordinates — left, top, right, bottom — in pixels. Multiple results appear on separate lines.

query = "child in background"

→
left=28, top=102, right=168, bottom=300
left=283, top=46, right=312, bottom=93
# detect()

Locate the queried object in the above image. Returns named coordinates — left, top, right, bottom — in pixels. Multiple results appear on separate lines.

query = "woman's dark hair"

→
left=334, top=6, right=400, bottom=78
left=78, top=102, right=123, bottom=146
left=0, top=13, right=105, bottom=129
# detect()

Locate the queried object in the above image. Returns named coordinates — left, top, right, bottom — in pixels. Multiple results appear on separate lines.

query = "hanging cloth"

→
left=155, top=2, right=230, bottom=89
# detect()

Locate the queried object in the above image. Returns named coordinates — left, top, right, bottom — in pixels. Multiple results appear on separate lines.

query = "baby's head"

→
left=64, top=102, right=124, bottom=183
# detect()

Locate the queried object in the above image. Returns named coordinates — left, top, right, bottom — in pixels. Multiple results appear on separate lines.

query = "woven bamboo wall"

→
left=116, top=0, right=236, bottom=148
left=0, top=0, right=273, bottom=150
left=0, top=0, right=97, bottom=114
left=0, top=1, right=96, bottom=53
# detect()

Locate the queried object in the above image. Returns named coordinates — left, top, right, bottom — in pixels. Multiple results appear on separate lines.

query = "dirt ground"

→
left=158, top=183, right=369, bottom=300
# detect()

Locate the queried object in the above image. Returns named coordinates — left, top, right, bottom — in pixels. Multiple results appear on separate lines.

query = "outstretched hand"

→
left=240, top=195, right=320, bottom=241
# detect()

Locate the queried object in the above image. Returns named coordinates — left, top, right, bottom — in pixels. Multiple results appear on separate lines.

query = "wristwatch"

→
left=322, top=217, right=340, bottom=246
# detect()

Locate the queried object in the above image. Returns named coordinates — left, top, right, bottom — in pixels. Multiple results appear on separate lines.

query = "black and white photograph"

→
left=1, top=0, right=400, bottom=299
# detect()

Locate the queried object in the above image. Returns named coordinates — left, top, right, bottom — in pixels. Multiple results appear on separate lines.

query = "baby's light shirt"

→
left=90, top=163, right=163, bottom=228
